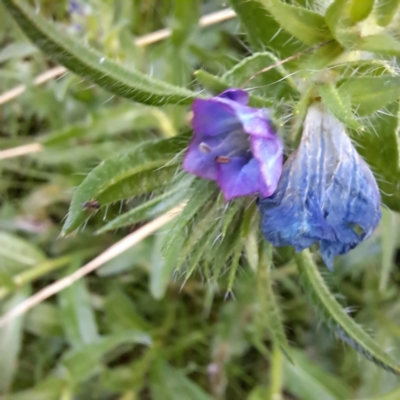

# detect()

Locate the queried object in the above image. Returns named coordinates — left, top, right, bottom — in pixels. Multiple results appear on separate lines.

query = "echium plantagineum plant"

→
left=5, top=0, right=400, bottom=375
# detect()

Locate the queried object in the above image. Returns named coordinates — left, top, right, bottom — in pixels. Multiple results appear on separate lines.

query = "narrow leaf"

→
left=0, top=289, right=29, bottom=394
left=284, top=350, right=352, bottom=400
left=260, top=0, right=333, bottom=45
left=376, top=0, right=400, bottom=26
left=379, top=208, right=397, bottom=292
left=161, top=179, right=217, bottom=256
left=349, top=101, right=400, bottom=213
left=318, top=83, right=361, bottom=129
left=62, top=135, right=189, bottom=234
left=230, top=0, right=303, bottom=58
left=97, top=180, right=190, bottom=233
left=340, top=76, right=400, bottom=115
left=3, top=0, right=197, bottom=105
left=356, top=33, right=400, bottom=55
left=348, top=0, right=375, bottom=22
left=0, top=378, right=65, bottom=400
left=194, top=70, right=273, bottom=107
left=296, top=249, right=400, bottom=375
left=0, top=231, right=46, bottom=273
left=59, top=262, right=100, bottom=350
left=150, top=361, right=212, bottom=400
left=62, top=330, right=151, bottom=384
left=223, top=52, right=297, bottom=99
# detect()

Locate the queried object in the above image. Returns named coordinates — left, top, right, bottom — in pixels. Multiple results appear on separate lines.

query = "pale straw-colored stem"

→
left=0, top=143, right=43, bottom=160
left=0, top=8, right=236, bottom=107
left=0, top=203, right=185, bottom=328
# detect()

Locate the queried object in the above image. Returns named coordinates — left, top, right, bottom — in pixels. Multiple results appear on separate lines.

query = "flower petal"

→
left=217, top=157, right=261, bottom=200
left=192, top=98, right=241, bottom=136
left=259, top=103, right=381, bottom=268
left=251, top=135, right=283, bottom=197
left=218, top=89, right=249, bottom=105
left=183, top=133, right=230, bottom=180
left=192, top=89, right=274, bottom=139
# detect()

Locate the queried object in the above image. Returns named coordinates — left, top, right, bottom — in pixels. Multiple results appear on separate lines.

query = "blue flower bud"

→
left=259, top=103, right=381, bottom=269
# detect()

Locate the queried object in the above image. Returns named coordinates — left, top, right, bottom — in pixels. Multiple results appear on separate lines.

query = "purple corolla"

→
left=183, top=89, right=283, bottom=201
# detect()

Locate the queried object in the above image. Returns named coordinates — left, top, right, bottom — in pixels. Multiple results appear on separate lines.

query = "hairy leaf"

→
left=318, top=83, right=361, bottom=129
left=340, top=76, right=400, bottom=115
left=230, top=0, right=303, bottom=57
left=62, top=135, right=189, bottom=234
left=161, top=179, right=218, bottom=257
left=194, top=70, right=273, bottom=107
left=97, top=179, right=191, bottom=233
left=296, top=250, right=400, bottom=375
left=348, top=0, right=374, bottom=22
left=260, top=0, right=333, bottom=46
left=223, top=52, right=297, bottom=99
left=350, top=101, right=400, bottom=213
left=376, top=0, right=400, bottom=26
left=3, top=0, right=197, bottom=105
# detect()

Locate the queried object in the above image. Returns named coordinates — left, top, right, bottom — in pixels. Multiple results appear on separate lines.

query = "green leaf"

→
left=41, top=105, right=178, bottom=146
left=58, top=262, right=100, bottom=350
left=193, top=70, right=229, bottom=93
left=62, top=135, right=189, bottom=234
left=104, top=290, right=151, bottom=332
left=0, top=378, right=65, bottom=400
left=182, top=200, right=225, bottom=283
left=62, top=330, right=151, bottom=384
left=284, top=350, right=352, bottom=400
left=339, top=76, right=400, bottom=115
left=376, top=0, right=400, bottom=26
left=151, top=223, right=185, bottom=299
left=0, top=231, right=46, bottom=274
left=0, top=42, right=37, bottom=62
left=229, top=0, right=303, bottom=58
left=350, top=101, right=400, bottom=212
left=24, top=302, right=63, bottom=337
left=97, top=179, right=191, bottom=233
left=325, top=0, right=358, bottom=47
left=0, top=289, right=30, bottom=394
left=97, top=242, right=151, bottom=277
left=258, top=243, right=293, bottom=362
left=260, top=0, right=333, bottom=46
left=3, top=0, right=197, bottom=105
left=348, top=0, right=375, bottom=22
left=161, top=179, right=217, bottom=256
left=325, top=1, right=400, bottom=54
left=222, top=52, right=297, bottom=99
left=372, top=387, right=400, bottom=400
left=194, top=70, right=273, bottom=108
left=379, top=208, right=397, bottom=292
left=356, top=33, right=400, bottom=55
left=296, top=249, right=400, bottom=375
left=317, top=83, right=361, bottom=129
left=210, top=213, right=243, bottom=280
left=150, top=361, right=212, bottom=400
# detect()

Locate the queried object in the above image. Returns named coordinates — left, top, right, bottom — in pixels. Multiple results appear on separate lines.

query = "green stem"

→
left=257, top=242, right=293, bottom=362
left=0, top=249, right=97, bottom=300
left=269, top=345, right=284, bottom=400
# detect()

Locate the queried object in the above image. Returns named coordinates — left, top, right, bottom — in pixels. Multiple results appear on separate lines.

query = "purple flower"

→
left=259, top=103, right=381, bottom=269
left=183, top=89, right=283, bottom=201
